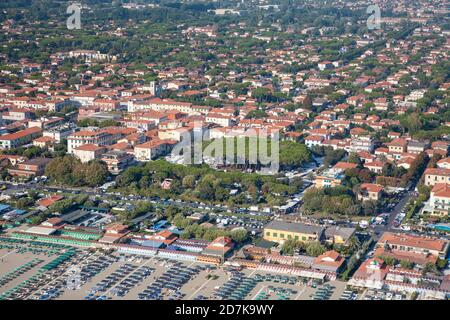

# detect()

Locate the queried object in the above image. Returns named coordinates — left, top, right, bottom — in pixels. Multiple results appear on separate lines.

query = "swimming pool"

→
left=434, top=224, right=450, bottom=232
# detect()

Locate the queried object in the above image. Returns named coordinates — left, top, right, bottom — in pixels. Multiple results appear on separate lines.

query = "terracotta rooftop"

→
left=431, top=183, right=450, bottom=198
left=378, top=232, right=447, bottom=252
left=74, top=144, right=105, bottom=152
left=425, top=168, right=450, bottom=176
left=360, top=183, right=383, bottom=193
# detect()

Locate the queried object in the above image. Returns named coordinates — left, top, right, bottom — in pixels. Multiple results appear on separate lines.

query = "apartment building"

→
left=386, top=138, right=408, bottom=154
left=134, top=139, right=176, bottom=161
left=43, top=124, right=76, bottom=143
left=93, top=99, right=120, bottom=112
left=68, top=50, right=114, bottom=62
left=129, top=98, right=194, bottom=114
left=429, top=183, right=450, bottom=216
left=67, top=127, right=134, bottom=154
left=101, top=150, right=135, bottom=174
left=424, top=168, right=450, bottom=187
left=205, top=113, right=234, bottom=127
left=8, top=158, right=51, bottom=178
left=407, top=140, right=429, bottom=154
left=350, top=136, right=375, bottom=153
left=73, top=144, right=107, bottom=163
left=2, top=109, right=35, bottom=122
left=0, top=127, right=42, bottom=149
left=70, top=92, right=97, bottom=106
left=67, top=130, right=113, bottom=154
left=305, top=135, right=324, bottom=148
left=158, top=127, right=192, bottom=142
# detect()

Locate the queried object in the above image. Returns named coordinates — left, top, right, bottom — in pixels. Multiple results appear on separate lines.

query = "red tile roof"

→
left=360, top=183, right=383, bottom=193
left=431, top=183, right=450, bottom=198
left=0, top=127, right=41, bottom=141
left=378, top=232, right=447, bottom=252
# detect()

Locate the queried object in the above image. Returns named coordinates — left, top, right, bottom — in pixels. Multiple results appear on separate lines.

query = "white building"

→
left=429, top=183, right=450, bottom=216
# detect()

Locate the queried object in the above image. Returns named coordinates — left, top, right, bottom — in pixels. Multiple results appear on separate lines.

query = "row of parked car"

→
left=213, top=271, right=257, bottom=300
left=110, top=266, right=154, bottom=297
left=7, top=249, right=89, bottom=300
left=76, top=254, right=119, bottom=289
left=138, top=262, right=207, bottom=300
left=90, top=263, right=138, bottom=294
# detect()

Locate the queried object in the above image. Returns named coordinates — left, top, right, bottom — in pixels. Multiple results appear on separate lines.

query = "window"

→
left=266, top=232, right=270, bottom=236
left=280, top=233, right=284, bottom=238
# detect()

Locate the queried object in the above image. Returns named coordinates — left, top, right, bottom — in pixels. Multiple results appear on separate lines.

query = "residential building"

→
left=407, top=140, right=429, bottom=154
left=205, top=113, right=234, bottom=127
left=364, top=161, right=384, bottom=174
left=429, top=183, right=450, bottom=216
left=386, top=138, right=408, bottom=154
left=8, top=158, right=51, bottom=178
left=424, top=168, right=450, bottom=186
left=0, top=127, right=42, bottom=149
left=437, top=157, right=450, bottom=169
left=134, top=139, right=175, bottom=161
left=100, top=150, right=135, bottom=174
left=33, top=136, right=55, bottom=149
left=305, top=135, right=324, bottom=148
left=67, top=130, right=114, bottom=154
left=350, top=136, right=375, bottom=153
left=129, top=98, right=194, bottom=114
left=314, top=169, right=345, bottom=188
left=73, top=144, right=106, bottom=163
left=43, top=124, right=76, bottom=143
left=357, top=183, right=383, bottom=202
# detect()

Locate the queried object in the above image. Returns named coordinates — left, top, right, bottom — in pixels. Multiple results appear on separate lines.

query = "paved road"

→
left=372, top=190, right=415, bottom=240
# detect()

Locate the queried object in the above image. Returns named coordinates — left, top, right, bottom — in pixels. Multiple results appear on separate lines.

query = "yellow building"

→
left=264, top=220, right=324, bottom=244
left=324, top=226, right=356, bottom=245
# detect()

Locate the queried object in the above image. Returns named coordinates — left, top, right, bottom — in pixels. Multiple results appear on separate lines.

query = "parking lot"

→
left=1, top=241, right=353, bottom=300
left=0, top=239, right=88, bottom=300
left=0, top=250, right=50, bottom=294
left=49, top=255, right=350, bottom=301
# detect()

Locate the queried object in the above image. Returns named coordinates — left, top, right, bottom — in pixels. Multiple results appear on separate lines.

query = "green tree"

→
left=84, top=161, right=109, bottom=187
left=306, top=241, right=326, bottom=257
left=182, top=175, right=196, bottom=189
left=229, top=229, right=249, bottom=244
